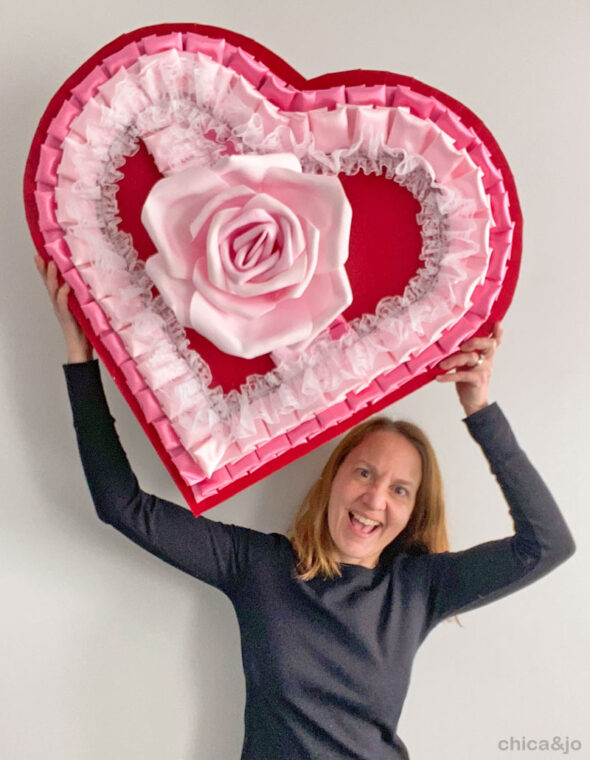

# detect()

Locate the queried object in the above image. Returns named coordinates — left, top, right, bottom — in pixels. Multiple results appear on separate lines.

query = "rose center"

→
left=231, top=221, right=281, bottom=271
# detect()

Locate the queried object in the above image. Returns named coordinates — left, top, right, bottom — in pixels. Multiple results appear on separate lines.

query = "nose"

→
left=361, top=481, right=388, bottom=511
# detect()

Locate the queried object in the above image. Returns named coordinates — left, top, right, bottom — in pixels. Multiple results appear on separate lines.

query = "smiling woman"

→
left=35, top=253, right=575, bottom=760
left=289, top=417, right=448, bottom=578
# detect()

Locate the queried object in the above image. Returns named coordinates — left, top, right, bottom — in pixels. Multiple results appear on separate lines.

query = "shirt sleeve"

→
left=63, top=360, right=251, bottom=599
left=425, top=402, right=576, bottom=628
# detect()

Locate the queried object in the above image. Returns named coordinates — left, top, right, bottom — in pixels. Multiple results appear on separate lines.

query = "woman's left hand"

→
left=435, top=322, right=503, bottom=417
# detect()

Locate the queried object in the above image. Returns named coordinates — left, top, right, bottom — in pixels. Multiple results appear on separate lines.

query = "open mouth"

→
left=348, top=511, right=380, bottom=536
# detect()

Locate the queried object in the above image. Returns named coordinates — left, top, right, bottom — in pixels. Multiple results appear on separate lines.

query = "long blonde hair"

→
left=287, top=416, right=449, bottom=581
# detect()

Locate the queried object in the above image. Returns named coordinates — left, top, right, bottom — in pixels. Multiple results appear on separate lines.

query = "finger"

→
left=459, top=322, right=504, bottom=354
left=460, top=322, right=503, bottom=354
left=45, top=260, right=60, bottom=302
left=457, top=336, right=497, bottom=355
left=435, top=369, right=487, bottom=385
left=492, top=321, right=503, bottom=347
left=438, top=351, right=484, bottom=371
left=55, top=282, right=72, bottom=313
left=35, top=254, right=50, bottom=286
left=34, top=254, right=45, bottom=274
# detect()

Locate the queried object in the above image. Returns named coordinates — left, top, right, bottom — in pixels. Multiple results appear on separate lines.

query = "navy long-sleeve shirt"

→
left=64, top=360, right=575, bottom=760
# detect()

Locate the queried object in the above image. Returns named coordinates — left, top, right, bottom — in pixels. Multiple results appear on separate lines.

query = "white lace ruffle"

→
left=52, top=47, right=494, bottom=477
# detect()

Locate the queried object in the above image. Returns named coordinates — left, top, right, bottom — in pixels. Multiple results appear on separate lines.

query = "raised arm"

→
left=423, top=321, right=575, bottom=627
left=424, top=401, right=575, bottom=628
left=64, top=360, right=251, bottom=594
left=35, top=255, right=249, bottom=596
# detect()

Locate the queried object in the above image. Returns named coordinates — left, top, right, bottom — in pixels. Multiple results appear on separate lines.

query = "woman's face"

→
left=327, top=430, right=422, bottom=569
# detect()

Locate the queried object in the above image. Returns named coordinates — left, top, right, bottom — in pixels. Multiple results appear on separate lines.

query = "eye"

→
left=391, top=485, right=408, bottom=497
left=357, top=467, right=371, bottom=479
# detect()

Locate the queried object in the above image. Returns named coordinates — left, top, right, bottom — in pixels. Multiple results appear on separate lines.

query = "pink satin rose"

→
left=142, top=153, right=353, bottom=359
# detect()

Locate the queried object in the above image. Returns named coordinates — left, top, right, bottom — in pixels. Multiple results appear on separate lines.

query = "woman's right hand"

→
left=34, top=254, right=94, bottom=363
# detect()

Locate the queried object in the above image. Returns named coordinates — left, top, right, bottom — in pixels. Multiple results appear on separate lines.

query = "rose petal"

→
left=270, top=268, right=353, bottom=354
left=188, top=285, right=314, bottom=358
left=260, top=169, right=352, bottom=272
left=206, top=193, right=308, bottom=297
left=142, top=165, right=230, bottom=279
left=205, top=206, right=278, bottom=292
left=188, top=184, right=257, bottom=286
left=231, top=221, right=280, bottom=277
left=215, top=207, right=279, bottom=284
left=192, top=257, right=283, bottom=320
left=144, top=254, right=194, bottom=325
left=283, top=220, right=319, bottom=300
left=215, top=152, right=302, bottom=183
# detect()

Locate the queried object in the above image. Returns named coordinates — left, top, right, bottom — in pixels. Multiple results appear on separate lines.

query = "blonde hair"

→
left=287, top=416, right=449, bottom=581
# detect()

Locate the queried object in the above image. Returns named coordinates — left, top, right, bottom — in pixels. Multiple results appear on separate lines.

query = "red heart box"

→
left=24, top=23, right=522, bottom=515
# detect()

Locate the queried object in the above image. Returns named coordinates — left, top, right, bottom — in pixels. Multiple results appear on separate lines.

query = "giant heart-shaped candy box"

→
left=24, top=23, right=522, bottom=515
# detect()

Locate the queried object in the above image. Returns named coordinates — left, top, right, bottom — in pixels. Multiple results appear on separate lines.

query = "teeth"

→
left=352, top=511, right=380, bottom=527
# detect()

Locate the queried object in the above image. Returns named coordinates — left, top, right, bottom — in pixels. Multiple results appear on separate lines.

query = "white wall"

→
left=2, top=1, right=588, bottom=758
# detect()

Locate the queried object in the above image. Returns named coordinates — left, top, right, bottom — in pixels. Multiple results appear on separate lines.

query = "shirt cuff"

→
left=462, top=401, right=521, bottom=467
